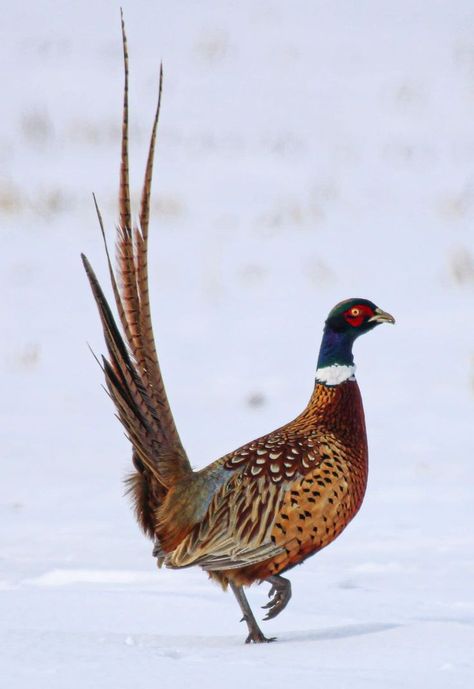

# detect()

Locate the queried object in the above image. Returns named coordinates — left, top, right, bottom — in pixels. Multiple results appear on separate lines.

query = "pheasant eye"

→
left=343, top=304, right=371, bottom=327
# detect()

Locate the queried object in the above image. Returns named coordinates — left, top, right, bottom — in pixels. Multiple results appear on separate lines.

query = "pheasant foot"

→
left=230, top=582, right=276, bottom=643
left=262, top=575, right=292, bottom=620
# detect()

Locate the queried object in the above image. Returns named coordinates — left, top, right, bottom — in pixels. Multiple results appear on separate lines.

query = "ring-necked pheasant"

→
left=82, top=16, right=395, bottom=644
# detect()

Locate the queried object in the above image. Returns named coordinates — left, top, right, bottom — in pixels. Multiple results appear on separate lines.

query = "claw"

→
left=262, top=575, right=292, bottom=621
left=245, top=631, right=276, bottom=644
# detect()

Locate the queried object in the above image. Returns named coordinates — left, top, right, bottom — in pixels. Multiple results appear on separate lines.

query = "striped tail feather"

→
left=82, top=12, right=192, bottom=536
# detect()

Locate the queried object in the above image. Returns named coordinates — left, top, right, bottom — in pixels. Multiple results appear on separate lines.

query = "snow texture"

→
left=1, top=1, right=473, bottom=687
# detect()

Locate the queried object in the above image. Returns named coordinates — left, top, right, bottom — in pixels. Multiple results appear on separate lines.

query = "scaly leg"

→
left=262, top=575, right=292, bottom=620
left=230, top=582, right=276, bottom=644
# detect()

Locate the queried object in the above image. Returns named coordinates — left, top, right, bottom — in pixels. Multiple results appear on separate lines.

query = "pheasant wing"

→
left=166, top=426, right=354, bottom=573
left=165, top=429, right=326, bottom=570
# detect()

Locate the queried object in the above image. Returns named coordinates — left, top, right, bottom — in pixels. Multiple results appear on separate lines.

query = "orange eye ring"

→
left=350, top=308, right=360, bottom=317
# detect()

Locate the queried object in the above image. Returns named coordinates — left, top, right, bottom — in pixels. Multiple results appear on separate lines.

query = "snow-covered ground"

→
left=1, top=1, right=473, bottom=687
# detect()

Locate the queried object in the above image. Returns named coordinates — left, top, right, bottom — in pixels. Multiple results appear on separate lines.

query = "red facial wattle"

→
left=343, top=304, right=375, bottom=328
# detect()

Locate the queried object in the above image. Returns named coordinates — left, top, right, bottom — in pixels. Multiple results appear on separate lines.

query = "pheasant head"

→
left=316, top=298, right=395, bottom=385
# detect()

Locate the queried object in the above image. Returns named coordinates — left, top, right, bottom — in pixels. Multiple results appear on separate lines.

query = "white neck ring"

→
left=315, top=363, right=356, bottom=386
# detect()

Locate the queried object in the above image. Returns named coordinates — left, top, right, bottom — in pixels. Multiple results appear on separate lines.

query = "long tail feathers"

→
left=82, top=13, right=192, bottom=534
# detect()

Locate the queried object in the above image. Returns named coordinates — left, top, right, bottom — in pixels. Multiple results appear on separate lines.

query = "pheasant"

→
left=82, top=17, right=395, bottom=644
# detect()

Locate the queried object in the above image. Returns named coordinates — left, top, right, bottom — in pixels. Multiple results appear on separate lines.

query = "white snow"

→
left=1, top=1, right=474, bottom=687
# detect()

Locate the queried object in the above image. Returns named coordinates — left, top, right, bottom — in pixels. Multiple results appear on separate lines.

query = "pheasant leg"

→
left=262, top=575, right=292, bottom=620
left=230, top=582, right=276, bottom=643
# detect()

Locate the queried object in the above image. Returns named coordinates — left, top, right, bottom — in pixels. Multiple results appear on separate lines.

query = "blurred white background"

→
left=1, top=1, right=473, bottom=687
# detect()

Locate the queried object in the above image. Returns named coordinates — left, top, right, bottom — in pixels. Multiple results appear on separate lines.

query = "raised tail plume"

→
left=82, top=12, right=192, bottom=536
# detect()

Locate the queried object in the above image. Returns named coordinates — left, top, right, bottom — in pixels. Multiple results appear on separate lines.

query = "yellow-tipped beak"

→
left=369, top=307, right=395, bottom=324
